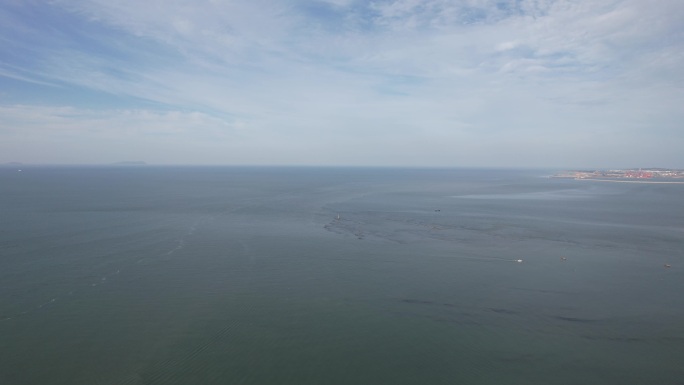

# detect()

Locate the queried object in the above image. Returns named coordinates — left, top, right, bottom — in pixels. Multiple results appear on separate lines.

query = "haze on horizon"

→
left=1, top=1, right=683, bottom=168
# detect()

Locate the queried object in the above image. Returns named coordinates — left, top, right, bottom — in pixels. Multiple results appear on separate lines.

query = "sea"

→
left=1, top=166, right=683, bottom=385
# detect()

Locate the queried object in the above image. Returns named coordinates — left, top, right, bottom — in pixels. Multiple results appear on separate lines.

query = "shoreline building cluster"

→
left=554, top=168, right=684, bottom=180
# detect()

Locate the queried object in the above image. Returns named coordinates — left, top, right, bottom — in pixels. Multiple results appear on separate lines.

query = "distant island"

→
left=553, top=168, right=684, bottom=182
left=1, top=162, right=24, bottom=168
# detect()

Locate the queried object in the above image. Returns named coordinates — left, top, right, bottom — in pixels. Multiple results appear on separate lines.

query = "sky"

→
left=1, top=0, right=683, bottom=168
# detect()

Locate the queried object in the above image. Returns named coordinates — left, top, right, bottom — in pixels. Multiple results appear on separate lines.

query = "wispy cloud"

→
left=1, top=0, right=683, bottom=166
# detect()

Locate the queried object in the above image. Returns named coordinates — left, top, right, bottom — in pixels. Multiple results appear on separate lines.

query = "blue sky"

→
left=1, top=0, right=683, bottom=167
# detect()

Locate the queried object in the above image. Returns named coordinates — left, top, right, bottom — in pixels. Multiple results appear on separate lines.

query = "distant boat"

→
left=336, top=214, right=340, bottom=220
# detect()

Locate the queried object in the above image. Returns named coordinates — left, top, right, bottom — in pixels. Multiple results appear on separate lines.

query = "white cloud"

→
left=2, top=0, right=683, bottom=166
left=0, top=105, right=238, bottom=139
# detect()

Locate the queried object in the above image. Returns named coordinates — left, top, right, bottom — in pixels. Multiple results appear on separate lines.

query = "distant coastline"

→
left=573, top=179, right=684, bottom=184
left=553, top=168, right=684, bottom=184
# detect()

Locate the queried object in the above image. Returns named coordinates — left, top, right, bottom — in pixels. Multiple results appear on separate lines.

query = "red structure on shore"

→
left=624, top=170, right=653, bottom=178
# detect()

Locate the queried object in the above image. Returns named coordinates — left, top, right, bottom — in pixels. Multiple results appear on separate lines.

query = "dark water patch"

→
left=401, top=298, right=434, bottom=305
left=554, top=316, right=599, bottom=323
left=489, top=307, right=519, bottom=315
left=400, top=299, right=464, bottom=309
left=440, top=302, right=459, bottom=308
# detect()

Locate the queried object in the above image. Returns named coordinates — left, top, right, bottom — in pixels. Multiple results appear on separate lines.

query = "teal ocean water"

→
left=1, top=167, right=683, bottom=384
